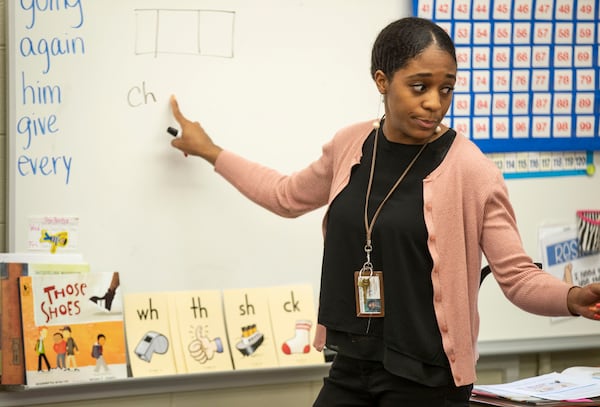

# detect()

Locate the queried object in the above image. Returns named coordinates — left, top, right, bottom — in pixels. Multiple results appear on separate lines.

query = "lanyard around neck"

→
left=361, top=124, right=429, bottom=271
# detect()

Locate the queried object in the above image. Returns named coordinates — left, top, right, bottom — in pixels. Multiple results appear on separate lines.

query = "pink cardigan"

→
left=215, top=120, right=574, bottom=386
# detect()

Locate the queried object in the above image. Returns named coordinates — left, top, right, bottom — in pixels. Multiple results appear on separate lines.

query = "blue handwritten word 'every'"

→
left=20, top=0, right=84, bottom=29
left=17, top=155, right=72, bottom=185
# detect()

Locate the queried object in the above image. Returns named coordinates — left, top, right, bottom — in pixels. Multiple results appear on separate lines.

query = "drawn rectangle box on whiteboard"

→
left=157, top=10, right=199, bottom=55
left=198, top=10, right=235, bottom=57
left=134, top=9, right=157, bottom=55
left=134, top=9, right=234, bottom=58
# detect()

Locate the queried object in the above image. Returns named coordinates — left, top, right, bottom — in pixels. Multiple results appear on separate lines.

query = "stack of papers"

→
left=472, top=367, right=600, bottom=406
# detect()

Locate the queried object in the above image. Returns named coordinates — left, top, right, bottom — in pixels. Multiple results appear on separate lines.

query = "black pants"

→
left=38, top=353, right=51, bottom=371
left=313, top=355, right=472, bottom=407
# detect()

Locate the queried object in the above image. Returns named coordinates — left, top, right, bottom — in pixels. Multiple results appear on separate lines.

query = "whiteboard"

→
left=8, top=1, right=408, bottom=291
left=7, top=0, right=599, bottom=354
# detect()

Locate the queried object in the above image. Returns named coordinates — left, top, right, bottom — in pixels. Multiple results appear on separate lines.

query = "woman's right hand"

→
left=313, top=323, right=326, bottom=352
left=169, top=95, right=223, bottom=164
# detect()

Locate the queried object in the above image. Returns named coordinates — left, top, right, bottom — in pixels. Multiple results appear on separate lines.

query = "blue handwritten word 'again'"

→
left=20, top=34, right=85, bottom=75
left=20, top=0, right=85, bottom=29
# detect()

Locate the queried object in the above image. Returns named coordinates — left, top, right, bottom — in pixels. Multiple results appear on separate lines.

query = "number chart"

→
left=414, top=0, right=599, bottom=178
left=487, top=150, right=594, bottom=178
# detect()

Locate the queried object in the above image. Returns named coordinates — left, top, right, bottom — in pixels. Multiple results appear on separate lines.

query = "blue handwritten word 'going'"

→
left=20, top=0, right=85, bottom=29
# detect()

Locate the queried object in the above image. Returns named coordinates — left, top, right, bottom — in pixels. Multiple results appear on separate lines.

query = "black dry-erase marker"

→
left=167, top=126, right=188, bottom=157
left=167, top=127, right=178, bottom=137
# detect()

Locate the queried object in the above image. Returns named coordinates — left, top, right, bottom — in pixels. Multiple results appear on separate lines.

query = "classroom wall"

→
left=0, top=2, right=599, bottom=406
left=0, top=0, right=6, bottom=252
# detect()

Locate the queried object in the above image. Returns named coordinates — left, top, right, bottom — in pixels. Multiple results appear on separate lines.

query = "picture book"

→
left=19, top=271, right=127, bottom=387
left=1, top=262, right=28, bottom=385
left=0, top=253, right=85, bottom=384
left=168, top=290, right=233, bottom=374
left=267, top=285, right=324, bottom=367
left=123, top=292, right=179, bottom=377
left=222, top=288, right=279, bottom=370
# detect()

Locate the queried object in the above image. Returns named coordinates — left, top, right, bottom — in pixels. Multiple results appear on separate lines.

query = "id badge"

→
left=354, top=270, right=384, bottom=317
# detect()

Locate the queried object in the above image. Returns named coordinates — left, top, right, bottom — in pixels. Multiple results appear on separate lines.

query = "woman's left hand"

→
left=567, top=284, right=600, bottom=319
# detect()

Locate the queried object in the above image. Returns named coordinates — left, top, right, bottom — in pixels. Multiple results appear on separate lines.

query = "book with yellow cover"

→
left=123, top=292, right=179, bottom=377
left=267, top=285, right=324, bottom=367
left=168, top=290, right=233, bottom=373
left=222, top=287, right=279, bottom=370
left=19, top=271, right=127, bottom=387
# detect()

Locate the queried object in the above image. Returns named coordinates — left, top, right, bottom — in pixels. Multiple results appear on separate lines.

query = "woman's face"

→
left=375, top=44, right=457, bottom=144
